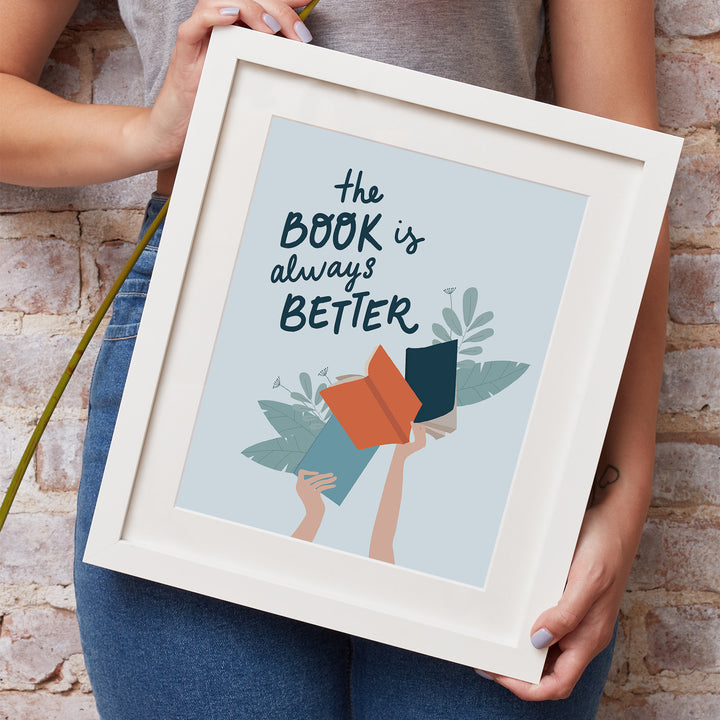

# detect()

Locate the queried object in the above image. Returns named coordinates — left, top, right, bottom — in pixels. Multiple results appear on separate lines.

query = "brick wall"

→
left=0, top=1, right=717, bottom=717
left=596, top=4, right=720, bottom=717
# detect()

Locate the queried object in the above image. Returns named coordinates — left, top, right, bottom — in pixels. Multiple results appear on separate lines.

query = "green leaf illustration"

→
left=463, top=287, right=478, bottom=327
left=432, top=323, right=451, bottom=342
left=241, top=435, right=312, bottom=473
left=442, top=307, right=463, bottom=336
left=315, top=383, right=327, bottom=404
left=290, top=391, right=309, bottom=404
left=466, top=328, right=494, bottom=344
left=467, top=311, right=494, bottom=331
left=459, top=347, right=484, bottom=356
left=456, top=361, right=530, bottom=406
left=257, top=400, right=323, bottom=444
left=457, top=359, right=476, bottom=369
left=299, top=372, right=313, bottom=400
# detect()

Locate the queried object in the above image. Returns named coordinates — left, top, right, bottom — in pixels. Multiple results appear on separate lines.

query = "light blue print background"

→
left=175, top=117, right=588, bottom=589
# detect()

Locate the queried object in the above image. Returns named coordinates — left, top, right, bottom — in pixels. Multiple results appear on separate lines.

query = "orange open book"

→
left=320, top=346, right=421, bottom=450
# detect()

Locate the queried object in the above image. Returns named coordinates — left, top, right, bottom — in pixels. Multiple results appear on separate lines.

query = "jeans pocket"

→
left=106, top=278, right=150, bottom=340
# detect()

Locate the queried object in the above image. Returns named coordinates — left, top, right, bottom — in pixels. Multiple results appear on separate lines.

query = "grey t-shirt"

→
left=118, top=0, right=545, bottom=106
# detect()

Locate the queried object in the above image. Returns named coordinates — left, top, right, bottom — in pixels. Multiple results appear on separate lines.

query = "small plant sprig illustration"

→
left=273, top=370, right=332, bottom=422
left=432, top=286, right=494, bottom=357
left=243, top=369, right=333, bottom=472
left=432, top=286, right=529, bottom=407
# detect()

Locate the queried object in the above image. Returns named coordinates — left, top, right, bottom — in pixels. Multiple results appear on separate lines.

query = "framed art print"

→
left=84, top=26, right=682, bottom=683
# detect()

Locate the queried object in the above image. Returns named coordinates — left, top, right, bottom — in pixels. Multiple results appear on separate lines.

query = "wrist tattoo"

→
left=588, top=464, right=620, bottom=507
left=597, top=464, right=620, bottom=489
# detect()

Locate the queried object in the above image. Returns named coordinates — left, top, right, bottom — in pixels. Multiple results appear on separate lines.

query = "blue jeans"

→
left=74, top=194, right=615, bottom=720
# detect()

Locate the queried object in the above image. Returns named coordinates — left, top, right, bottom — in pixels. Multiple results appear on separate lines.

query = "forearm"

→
left=548, top=0, right=666, bottom=546
left=0, top=73, right=174, bottom=187
left=591, top=214, right=669, bottom=551
left=292, top=510, right=324, bottom=542
left=369, top=456, right=405, bottom=562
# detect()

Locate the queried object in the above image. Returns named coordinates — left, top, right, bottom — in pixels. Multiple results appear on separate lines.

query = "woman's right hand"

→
left=0, top=0, right=309, bottom=187
left=141, top=0, right=310, bottom=171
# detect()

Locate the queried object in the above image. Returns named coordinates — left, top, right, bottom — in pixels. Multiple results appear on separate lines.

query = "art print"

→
left=175, top=117, right=587, bottom=588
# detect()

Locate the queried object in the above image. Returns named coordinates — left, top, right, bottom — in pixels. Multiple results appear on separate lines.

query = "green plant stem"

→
left=0, top=198, right=170, bottom=533
left=298, top=0, right=320, bottom=20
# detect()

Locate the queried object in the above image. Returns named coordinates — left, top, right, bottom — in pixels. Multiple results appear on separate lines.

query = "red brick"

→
left=0, top=513, right=74, bottom=585
left=597, top=699, right=648, bottom=720
left=654, top=442, right=720, bottom=506
left=630, top=517, right=720, bottom=592
left=95, top=239, right=136, bottom=303
left=39, top=47, right=83, bottom=103
left=0, top=334, right=99, bottom=410
left=0, top=692, right=99, bottom=720
left=599, top=694, right=720, bottom=720
left=646, top=605, right=720, bottom=674
left=656, top=0, right=720, bottom=36
left=0, top=608, right=82, bottom=687
left=669, top=252, right=720, bottom=323
left=659, top=348, right=720, bottom=414
left=68, top=0, right=123, bottom=30
left=657, top=54, right=720, bottom=129
left=0, top=174, right=156, bottom=213
left=79, top=209, right=144, bottom=244
left=0, top=421, right=17, bottom=487
left=36, top=419, right=86, bottom=492
left=0, top=212, right=79, bottom=241
left=668, top=155, right=720, bottom=229
left=0, top=238, right=80, bottom=314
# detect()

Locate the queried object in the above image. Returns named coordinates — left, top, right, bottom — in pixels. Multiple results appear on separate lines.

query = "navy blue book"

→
left=404, top=340, right=458, bottom=423
left=297, top=415, right=378, bottom=505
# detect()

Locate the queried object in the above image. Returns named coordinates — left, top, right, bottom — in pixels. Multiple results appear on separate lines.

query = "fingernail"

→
left=262, top=13, right=282, bottom=32
left=475, top=669, right=494, bottom=680
left=531, top=628, right=554, bottom=649
left=219, top=7, right=240, bottom=16
left=294, top=20, right=312, bottom=43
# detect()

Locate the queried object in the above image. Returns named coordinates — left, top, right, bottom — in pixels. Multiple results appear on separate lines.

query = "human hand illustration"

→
left=291, top=470, right=336, bottom=542
left=393, top=424, right=427, bottom=462
left=295, top=469, right=336, bottom=514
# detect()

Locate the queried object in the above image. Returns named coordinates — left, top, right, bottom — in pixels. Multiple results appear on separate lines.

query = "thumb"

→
left=530, top=575, right=597, bottom=649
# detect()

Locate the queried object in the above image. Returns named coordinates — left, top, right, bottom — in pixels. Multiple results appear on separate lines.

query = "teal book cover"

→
left=298, top=416, right=378, bottom=505
left=174, top=117, right=587, bottom=589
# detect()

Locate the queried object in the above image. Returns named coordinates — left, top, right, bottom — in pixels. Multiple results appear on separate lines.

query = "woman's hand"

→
left=478, top=504, right=630, bottom=700
left=473, top=0, right=665, bottom=703
left=0, top=0, right=310, bottom=186
left=138, top=0, right=309, bottom=169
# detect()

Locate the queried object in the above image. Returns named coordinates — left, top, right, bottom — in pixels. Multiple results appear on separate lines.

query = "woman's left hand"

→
left=142, top=0, right=309, bottom=171
left=478, top=504, right=633, bottom=700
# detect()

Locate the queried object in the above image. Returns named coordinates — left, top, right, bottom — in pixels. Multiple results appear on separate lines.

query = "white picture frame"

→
left=84, top=26, right=682, bottom=683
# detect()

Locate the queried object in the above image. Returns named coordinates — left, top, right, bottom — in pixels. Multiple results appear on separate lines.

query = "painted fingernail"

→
left=475, top=669, right=494, bottom=681
left=219, top=7, right=240, bottom=16
left=262, top=13, right=282, bottom=32
left=294, top=20, right=313, bottom=43
left=531, top=628, right=554, bottom=649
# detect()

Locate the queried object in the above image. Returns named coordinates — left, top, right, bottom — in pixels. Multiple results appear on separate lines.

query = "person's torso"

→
left=117, top=0, right=545, bottom=105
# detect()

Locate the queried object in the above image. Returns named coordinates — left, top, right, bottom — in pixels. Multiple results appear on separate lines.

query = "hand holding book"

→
left=291, top=470, right=337, bottom=542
